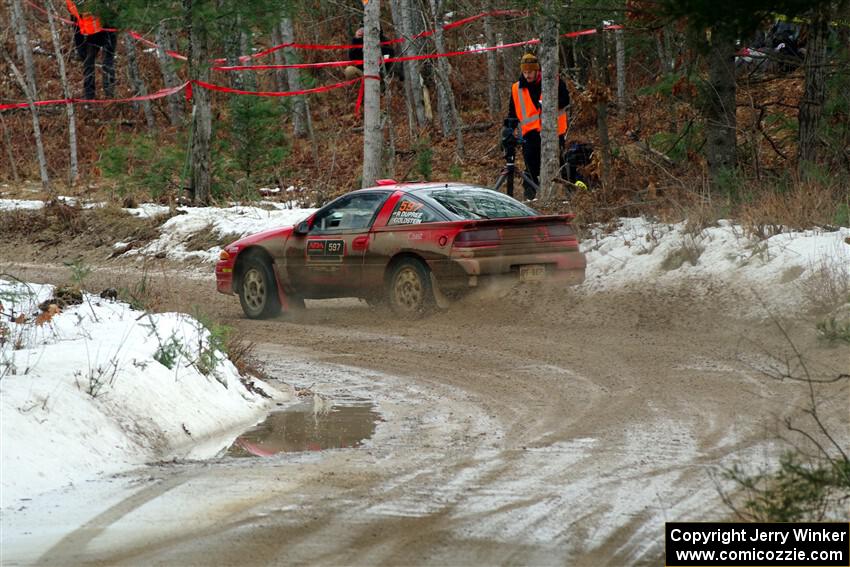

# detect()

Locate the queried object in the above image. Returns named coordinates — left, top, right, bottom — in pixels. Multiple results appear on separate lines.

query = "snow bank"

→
left=123, top=204, right=316, bottom=262
left=0, top=279, right=288, bottom=507
left=581, top=218, right=850, bottom=314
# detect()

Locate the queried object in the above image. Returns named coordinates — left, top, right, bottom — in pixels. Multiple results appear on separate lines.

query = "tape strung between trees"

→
left=0, top=22, right=622, bottom=111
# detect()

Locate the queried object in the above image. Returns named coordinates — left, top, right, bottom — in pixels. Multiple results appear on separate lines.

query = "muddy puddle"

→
left=227, top=396, right=380, bottom=457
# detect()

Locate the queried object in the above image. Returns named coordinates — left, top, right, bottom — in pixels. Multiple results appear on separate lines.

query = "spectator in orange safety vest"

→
left=66, top=0, right=116, bottom=100
left=503, top=53, right=570, bottom=200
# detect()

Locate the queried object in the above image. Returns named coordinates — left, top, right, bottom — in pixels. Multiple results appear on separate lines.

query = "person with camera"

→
left=502, top=53, right=569, bottom=200
left=344, top=27, right=403, bottom=82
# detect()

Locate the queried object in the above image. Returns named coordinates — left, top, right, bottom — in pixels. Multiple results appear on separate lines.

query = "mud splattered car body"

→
left=216, top=182, right=586, bottom=318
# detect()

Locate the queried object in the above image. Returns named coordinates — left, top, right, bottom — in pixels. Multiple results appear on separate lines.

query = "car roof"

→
left=355, top=181, right=473, bottom=194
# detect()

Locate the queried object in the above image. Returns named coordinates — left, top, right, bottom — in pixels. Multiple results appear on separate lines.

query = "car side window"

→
left=386, top=196, right=444, bottom=225
left=311, top=192, right=390, bottom=234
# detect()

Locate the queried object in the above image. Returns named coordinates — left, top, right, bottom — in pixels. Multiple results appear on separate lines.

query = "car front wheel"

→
left=239, top=257, right=281, bottom=319
left=388, top=259, right=435, bottom=318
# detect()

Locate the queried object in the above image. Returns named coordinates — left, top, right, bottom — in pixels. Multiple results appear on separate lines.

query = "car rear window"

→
left=418, top=187, right=537, bottom=219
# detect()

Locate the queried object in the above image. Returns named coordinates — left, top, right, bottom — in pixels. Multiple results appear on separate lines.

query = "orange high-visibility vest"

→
left=65, top=0, right=103, bottom=35
left=511, top=81, right=568, bottom=136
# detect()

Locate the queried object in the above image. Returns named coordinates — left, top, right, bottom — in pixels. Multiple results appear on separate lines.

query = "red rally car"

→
left=215, top=181, right=586, bottom=318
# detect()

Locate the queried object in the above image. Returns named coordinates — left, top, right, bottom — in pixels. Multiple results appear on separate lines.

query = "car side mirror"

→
left=294, top=220, right=310, bottom=236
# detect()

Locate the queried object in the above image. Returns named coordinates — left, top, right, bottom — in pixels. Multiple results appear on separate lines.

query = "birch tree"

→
left=1, top=46, right=50, bottom=192
left=390, top=0, right=416, bottom=135
left=280, top=17, right=311, bottom=139
left=6, top=0, right=24, bottom=63
left=399, top=0, right=430, bottom=126
left=10, top=0, right=38, bottom=99
left=269, top=23, right=289, bottom=94
left=361, top=0, right=382, bottom=188
left=538, top=1, right=560, bottom=200
left=615, top=27, right=626, bottom=112
left=46, top=0, right=79, bottom=183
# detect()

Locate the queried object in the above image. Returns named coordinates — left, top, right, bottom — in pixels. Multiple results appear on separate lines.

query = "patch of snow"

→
left=124, top=203, right=171, bottom=218
left=123, top=205, right=316, bottom=263
left=0, top=199, right=44, bottom=211
left=580, top=218, right=850, bottom=314
left=0, top=278, right=288, bottom=507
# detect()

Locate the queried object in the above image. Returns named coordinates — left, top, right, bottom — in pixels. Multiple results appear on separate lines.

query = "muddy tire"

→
left=387, top=259, right=434, bottom=318
left=239, top=257, right=281, bottom=319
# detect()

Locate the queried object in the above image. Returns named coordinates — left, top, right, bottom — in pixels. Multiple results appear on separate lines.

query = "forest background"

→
left=1, top=0, right=849, bottom=230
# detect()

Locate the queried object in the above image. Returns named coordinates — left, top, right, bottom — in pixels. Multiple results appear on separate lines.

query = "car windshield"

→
left=417, top=186, right=537, bottom=220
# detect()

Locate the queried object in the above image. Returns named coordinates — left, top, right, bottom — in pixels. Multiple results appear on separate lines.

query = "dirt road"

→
left=4, top=258, right=847, bottom=566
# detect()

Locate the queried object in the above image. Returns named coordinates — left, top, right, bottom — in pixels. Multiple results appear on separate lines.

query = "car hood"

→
left=226, top=226, right=294, bottom=251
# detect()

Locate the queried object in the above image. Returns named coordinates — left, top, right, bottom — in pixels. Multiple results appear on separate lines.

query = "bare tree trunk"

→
left=7, top=0, right=24, bottom=62
left=501, top=32, right=514, bottom=90
left=186, top=0, right=211, bottom=204
left=122, top=33, right=156, bottom=133
left=400, top=0, right=429, bottom=126
left=362, top=0, right=382, bottom=187
left=269, top=24, right=289, bottom=94
left=484, top=1, right=500, bottom=120
left=390, top=0, right=416, bottom=136
left=798, top=12, right=829, bottom=174
left=46, top=0, right=79, bottom=183
left=594, top=24, right=612, bottom=189
left=280, top=18, right=311, bottom=139
left=657, top=26, right=675, bottom=74
left=384, top=82, right=397, bottom=177
left=705, top=27, right=737, bottom=189
left=429, top=0, right=454, bottom=135
left=428, top=0, right=463, bottom=156
left=1, top=46, right=50, bottom=192
left=222, top=17, right=244, bottom=90
left=239, top=26, right=257, bottom=91
left=11, top=0, right=38, bottom=99
left=0, top=113, right=19, bottom=182
left=615, top=27, right=626, bottom=113
left=538, top=1, right=559, bottom=200
left=156, top=22, right=183, bottom=127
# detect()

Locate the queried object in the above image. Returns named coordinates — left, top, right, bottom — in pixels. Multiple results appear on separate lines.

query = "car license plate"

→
left=519, top=265, right=546, bottom=282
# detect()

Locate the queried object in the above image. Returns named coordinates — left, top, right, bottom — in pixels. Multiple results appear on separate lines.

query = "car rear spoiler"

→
left=462, top=213, right=576, bottom=229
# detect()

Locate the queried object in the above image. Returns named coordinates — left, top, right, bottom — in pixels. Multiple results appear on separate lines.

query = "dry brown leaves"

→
left=35, top=303, right=61, bottom=327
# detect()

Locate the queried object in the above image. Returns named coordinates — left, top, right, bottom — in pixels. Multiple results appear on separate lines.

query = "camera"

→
left=501, top=118, right=519, bottom=160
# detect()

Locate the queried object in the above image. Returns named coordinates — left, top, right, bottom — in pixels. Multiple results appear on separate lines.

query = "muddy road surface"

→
left=4, top=259, right=847, bottom=566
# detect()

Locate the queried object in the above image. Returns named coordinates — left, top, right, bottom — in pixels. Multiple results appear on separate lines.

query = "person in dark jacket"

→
left=343, top=27, right=403, bottom=81
left=504, top=53, right=570, bottom=200
left=67, top=0, right=116, bottom=99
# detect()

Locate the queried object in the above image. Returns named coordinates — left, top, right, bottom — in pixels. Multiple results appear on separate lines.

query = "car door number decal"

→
left=307, top=239, right=345, bottom=263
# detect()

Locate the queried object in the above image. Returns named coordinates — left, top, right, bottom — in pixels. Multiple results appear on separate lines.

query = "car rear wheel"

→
left=388, top=259, right=435, bottom=317
left=239, top=257, right=281, bottom=319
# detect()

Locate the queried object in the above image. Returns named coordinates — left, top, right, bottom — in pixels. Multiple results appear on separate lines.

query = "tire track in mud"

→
left=4, top=259, right=846, bottom=565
